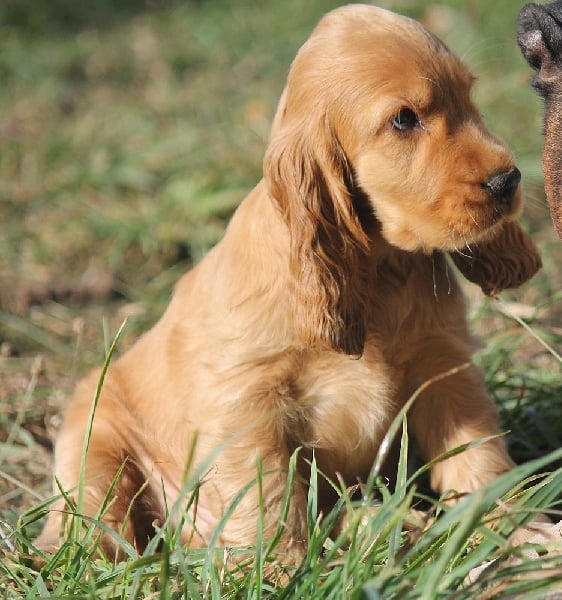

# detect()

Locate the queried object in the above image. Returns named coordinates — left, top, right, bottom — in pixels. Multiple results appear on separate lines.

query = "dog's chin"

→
left=378, top=214, right=511, bottom=255
left=464, top=219, right=508, bottom=245
left=377, top=222, right=455, bottom=254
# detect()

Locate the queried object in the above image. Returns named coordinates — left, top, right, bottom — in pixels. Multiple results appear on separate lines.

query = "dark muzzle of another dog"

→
left=518, top=1, right=562, bottom=239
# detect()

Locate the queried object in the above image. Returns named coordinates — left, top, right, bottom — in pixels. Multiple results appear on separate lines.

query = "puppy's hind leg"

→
left=34, top=369, right=162, bottom=558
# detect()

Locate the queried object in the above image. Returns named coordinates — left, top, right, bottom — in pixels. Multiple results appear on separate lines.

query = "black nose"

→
left=484, top=168, right=521, bottom=207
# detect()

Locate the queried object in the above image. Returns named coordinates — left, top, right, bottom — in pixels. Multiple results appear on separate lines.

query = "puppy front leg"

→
left=407, top=359, right=514, bottom=496
left=407, top=353, right=555, bottom=565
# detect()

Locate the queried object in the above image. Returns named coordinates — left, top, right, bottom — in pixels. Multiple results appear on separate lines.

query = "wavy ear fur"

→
left=263, top=97, right=370, bottom=356
left=450, top=221, right=542, bottom=296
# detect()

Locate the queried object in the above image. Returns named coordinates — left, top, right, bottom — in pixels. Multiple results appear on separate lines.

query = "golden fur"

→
left=36, top=5, right=542, bottom=560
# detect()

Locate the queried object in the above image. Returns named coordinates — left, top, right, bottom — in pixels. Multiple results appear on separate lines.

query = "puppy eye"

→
left=391, top=108, right=420, bottom=132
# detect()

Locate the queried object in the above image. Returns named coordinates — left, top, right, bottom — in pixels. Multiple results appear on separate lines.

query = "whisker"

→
left=431, top=252, right=439, bottom=301
left=444, top=258, right=452, bottom=295
left=466, top=208, right=478, bottom=227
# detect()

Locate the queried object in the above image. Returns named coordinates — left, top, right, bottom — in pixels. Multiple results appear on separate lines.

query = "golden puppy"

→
left=35, top=5, right=542, bottom=561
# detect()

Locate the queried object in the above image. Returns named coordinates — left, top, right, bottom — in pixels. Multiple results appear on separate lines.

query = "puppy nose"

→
left=484, top=168, right=521, bottom=207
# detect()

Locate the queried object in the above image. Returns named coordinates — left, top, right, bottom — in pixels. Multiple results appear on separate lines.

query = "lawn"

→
left=1, top=0, right=561, bottom=597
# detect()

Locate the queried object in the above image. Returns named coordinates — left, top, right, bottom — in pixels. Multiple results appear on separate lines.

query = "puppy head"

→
left=264, top=5, right=537, bottom=353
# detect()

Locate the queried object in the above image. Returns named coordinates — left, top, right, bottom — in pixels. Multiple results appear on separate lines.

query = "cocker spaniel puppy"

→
left=36, top=5, right=542, bottom=561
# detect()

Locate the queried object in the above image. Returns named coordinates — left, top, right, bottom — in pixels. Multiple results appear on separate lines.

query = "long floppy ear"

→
left=450, top=221, right=542, bottom=296
left=263, top=95, right=370, bottom=356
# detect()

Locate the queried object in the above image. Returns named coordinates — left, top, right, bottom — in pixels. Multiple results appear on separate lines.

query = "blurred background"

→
left=0, top=0, right=560, bottom=532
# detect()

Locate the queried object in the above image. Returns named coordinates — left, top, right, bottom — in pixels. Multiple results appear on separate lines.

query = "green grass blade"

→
left=75, top=319, right=128, bottom=540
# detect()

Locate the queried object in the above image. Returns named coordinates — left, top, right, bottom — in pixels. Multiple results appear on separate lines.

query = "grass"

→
left=4, top=372, right=562, bottom=598
left=1, top=0, right=562, bottom=597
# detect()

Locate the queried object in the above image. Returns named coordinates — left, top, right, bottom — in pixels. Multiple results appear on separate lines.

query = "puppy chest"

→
left=288, top=354, right=402, bottom=475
